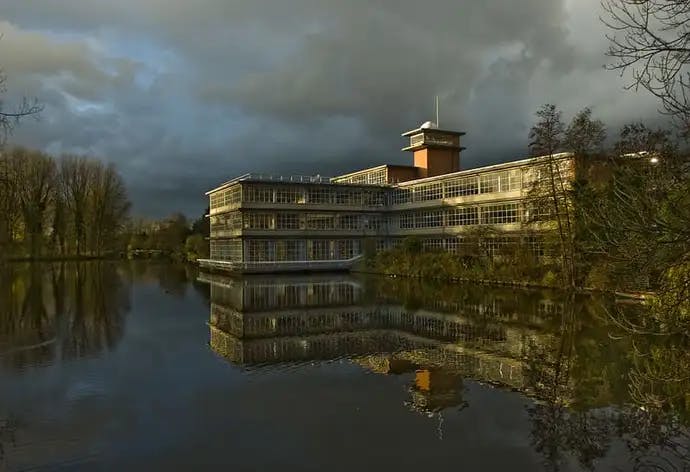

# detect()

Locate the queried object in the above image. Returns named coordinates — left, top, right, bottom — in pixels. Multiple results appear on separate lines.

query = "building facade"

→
left=201, top=122, right=574, bottom=273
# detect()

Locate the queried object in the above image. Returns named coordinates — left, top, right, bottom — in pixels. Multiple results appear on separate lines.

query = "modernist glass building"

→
left=200, top=122, right=574, bottom=273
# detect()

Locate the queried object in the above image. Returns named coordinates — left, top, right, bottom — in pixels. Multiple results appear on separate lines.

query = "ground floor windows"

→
left=210, top=239, right=243, bottom=261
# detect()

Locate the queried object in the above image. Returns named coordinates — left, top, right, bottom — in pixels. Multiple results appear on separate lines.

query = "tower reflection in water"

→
left=202, top=272, right=562, bottom=417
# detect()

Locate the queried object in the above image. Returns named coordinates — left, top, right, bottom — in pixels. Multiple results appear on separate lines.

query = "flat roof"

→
left=206, top=152, right=574, bottom=195
left=332, top=164, right=417, bottom=181
left=396, top=152, right=574, bottom=187
left=401, top=127, right=466, bottom=137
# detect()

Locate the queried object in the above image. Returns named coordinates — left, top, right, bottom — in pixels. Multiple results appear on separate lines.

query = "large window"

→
left=306, top=213, right=335, bottom=230
left=338, top=215, right=362, bottom=231
left=481, top=203, right=520, bottom=225
left=445, top=176, right=479, bottom=197
left=276, top=213, right=300, bottom=229
left=210, top=185, right=242, bottom=210
left=414, top=183, right=443, bottom=202
left=275, top=240, right=303, bottom=261
left=210, top=211, right=243, bottom=233
left=392, top=188, right=411, bottom=205
left=416, top=210, right=444, bottom=228
left=245, top=213, right=272, bottom=230
left=447, top=207, right=479, bottom=226
left=399, top=213, right=415, bottom=229
left=337, top=239, right=360, bottom=259
left=247, top=240, right=272, bottom=262
left=479, top=174, right=500, bottom=194
left=210, top=239, right=243, bottom=261
left=276, top=188, right=303, bottom=204
left=245, top=185, right=273, bottom=203
left=309, top=240, right=331, bottom=260
left=308, top=188, right=332, bottom=204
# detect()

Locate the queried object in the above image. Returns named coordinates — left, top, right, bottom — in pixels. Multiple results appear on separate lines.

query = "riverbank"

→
left=361, top=247, right=656, bottom=300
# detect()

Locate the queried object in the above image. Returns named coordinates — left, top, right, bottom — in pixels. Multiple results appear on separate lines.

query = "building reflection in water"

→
left=0, top=262, right=130, bottom=370
left=202, top=272, right=564, bottom=417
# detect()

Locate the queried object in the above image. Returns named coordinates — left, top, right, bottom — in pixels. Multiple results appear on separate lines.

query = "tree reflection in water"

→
left=523, top=297, right=689, bottom=472
left=0, top=262, right=130, bottom=369
left=205, top=274, right=689, bottom=471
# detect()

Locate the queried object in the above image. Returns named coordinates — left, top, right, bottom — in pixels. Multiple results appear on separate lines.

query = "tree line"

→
left=0, top=148, right=130, bottom=259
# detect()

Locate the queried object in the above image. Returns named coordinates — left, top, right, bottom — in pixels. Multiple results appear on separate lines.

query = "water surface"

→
left=0, top=262, right=687, bottom=471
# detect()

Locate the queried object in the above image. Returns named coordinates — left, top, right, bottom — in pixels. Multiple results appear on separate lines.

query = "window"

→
left=247, top=240, right=272, bottom=262
left=245, top=185, right=273, bottom=203
left=481, top=203, right=520, bottom=225
left=308, top=188, right=332, bottom=204
left=306, top=213, right=335, bottom=230
left=338, top=215, right=362, bottom=230
left=209, top=185, right=241, bottom=209
left=392, top=188, right=411, bottom=205
left=423, top=239, right=445, bottom=251
left=479, top=173, right=500, bottom=194
left=399, top=213, right=415, bottom=229
left=445, top=176, right=479, bottom=197
left=276, top=213, right=300, bottom=229
left=337, top=240, right=359, bottom=259
left=210, top=239, right=243, bottom=261
left=414, top=183, right=443, bottom=202
left=245, top=213, right=272, bottom=230
left=275, top=240, right=303, bottom=261
left=447, top=207, right=479, bottom=226
left=309, top=240, right=331, bottom=260
left=336, top=190, right=362, bottom=206
left=210, top=211, right=243, bottom=233
left=416, top=210, right=443, bottom=228
left=276, top=188, right=303, bottom=204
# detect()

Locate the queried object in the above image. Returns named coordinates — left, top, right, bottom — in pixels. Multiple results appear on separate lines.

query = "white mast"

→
left=435, top=95, right=440, bottom=127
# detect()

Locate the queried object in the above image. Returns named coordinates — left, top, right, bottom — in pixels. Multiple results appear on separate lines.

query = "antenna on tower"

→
left=435, top=95, right=440, bottom=127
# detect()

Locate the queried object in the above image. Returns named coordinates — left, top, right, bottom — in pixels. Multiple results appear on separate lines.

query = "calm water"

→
left=0, top=262, right=687, bottom=471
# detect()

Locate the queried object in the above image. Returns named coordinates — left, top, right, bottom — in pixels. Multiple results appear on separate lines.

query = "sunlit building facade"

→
left=201, top=121, right=574, bottom=273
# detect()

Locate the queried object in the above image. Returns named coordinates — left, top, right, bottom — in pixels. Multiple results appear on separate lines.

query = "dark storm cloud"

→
left=0, top=0, right=664, bottom=216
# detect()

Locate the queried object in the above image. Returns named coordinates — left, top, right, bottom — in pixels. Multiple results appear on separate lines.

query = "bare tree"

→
left=88, top=161, right=130, bottom=256
left=0, top=70, right=42, bottom=144
left=12, top=148, right=56, bottom=257
left=528, top=104, right=577, bottom=287
left=59, top=156, right=93, bottom=256
left=602, top=0, right=690, bottom=131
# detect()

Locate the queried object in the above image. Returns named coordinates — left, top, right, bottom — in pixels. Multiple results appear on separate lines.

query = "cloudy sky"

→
left=0, top=0, right=666, bottom=216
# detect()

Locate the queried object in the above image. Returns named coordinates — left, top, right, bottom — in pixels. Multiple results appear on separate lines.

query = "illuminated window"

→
left=481, top=203, right=520, bottom=225
left=447, top=207, right=479, bottom=226
left=245, top=185, right=273, bottom=203
left=392, top=188, right=412, bottom=205
left=276, top=188, right=303, bottom=204
left=445, top=176, right=479, bottom=197
left=414, top=183, right=443, bottom=202
left=245, top=213, right=273, bottom=229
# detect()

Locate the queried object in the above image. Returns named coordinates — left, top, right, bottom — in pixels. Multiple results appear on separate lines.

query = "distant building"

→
left=201, top=121, right=574, bottom=273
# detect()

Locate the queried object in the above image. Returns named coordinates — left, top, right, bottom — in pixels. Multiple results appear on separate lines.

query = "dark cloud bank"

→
left=0, top=0, right=663, bottom=216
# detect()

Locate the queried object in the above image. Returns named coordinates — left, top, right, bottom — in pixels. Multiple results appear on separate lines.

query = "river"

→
left=0, top=261, right=687, bottom=471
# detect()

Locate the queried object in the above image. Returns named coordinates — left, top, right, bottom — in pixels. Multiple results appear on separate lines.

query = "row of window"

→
left=332, top=167, right=388, bottom=186
left=245, top=239, right=362, bottom=262
left=398, top=203, right=521, bottom=229
left=209, top=186, right=242, bottom=210
left=242, top=185, right=386, bottom=206
left=391, top=170, right=522, bottom=205
left=211, top=211, right=384, bottom=232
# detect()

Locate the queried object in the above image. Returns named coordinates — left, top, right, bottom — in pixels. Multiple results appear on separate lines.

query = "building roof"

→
left=401, top=127, right=466, bottom=137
